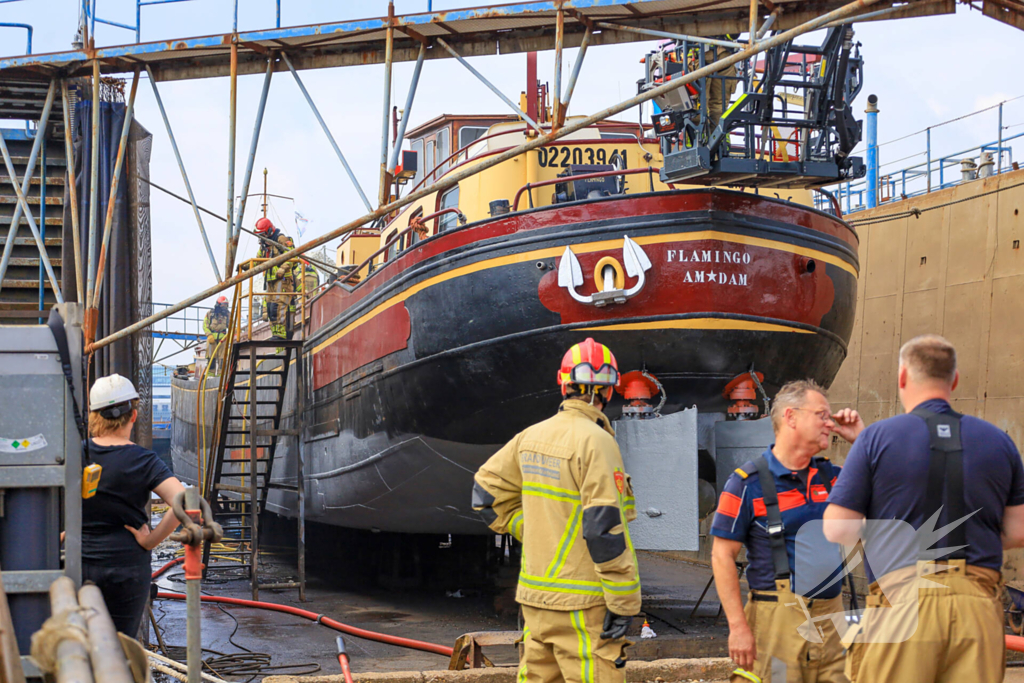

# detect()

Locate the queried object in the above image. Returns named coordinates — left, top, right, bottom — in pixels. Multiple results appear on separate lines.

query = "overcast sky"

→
left=2, top=1, right=1022, bottom=363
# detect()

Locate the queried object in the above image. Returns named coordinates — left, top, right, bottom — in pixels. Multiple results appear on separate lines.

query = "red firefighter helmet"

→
left=255, top=217, right=275, bottom=234
left=557, top=338, right=619, bottom=397
left=216, top=296, right=228, bottom=304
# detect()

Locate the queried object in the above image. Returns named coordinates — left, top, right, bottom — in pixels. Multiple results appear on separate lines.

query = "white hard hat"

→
left=90, top=374, right=140, bottom=414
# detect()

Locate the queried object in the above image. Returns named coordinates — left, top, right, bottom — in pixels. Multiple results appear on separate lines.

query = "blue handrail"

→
left=0, top=22, right=32, bottom=55
left=83, top=0, right=283, bottom=43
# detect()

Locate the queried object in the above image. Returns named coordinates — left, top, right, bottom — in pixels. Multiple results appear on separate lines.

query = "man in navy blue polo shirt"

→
left=711, top=379, right=864, bottom=683
left=824, top=335, right=1024, bottom=683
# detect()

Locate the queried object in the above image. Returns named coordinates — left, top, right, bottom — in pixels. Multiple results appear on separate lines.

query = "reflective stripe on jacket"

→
left=473, top=399, right=641, bottom=614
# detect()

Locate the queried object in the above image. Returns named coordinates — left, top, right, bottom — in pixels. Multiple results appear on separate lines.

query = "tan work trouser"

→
left=206, top=333, right=226, bottom=374
left=731, top=586, right=847, bottom=683
left=519, top=604, right=628, bottom=683
left=266, top=276, right=294, bottom=337
left=845, top=561, right=1004, bottom=683
left=705, top=50, right=738, bottom=130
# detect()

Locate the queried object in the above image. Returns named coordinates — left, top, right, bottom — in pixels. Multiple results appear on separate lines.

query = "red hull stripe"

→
left=717, top=491, right=742, bottom=518
left=310, top=230, right=854, bottom=356
left=310, top=191, right=857, bottom=338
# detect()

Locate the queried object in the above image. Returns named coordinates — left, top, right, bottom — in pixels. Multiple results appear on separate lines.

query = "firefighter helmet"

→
left=557, top=338, right=619, bottom=397
left=216, top=295, right=228, bottom=304
left=255, top=217, right=275, bottom=234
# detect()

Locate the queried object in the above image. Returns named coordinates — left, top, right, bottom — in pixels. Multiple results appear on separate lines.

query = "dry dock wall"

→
left=822, top=168, right=1024, bottom=580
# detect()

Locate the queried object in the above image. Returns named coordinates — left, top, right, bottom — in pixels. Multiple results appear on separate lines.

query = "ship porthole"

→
left=594, top=257, right=626, bottom=291
left=805, top=259, right=817, bottom=274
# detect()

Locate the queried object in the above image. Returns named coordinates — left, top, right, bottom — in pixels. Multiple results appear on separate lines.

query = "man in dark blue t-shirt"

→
left=824, top=334, right=1024, bottom=683
left=711, top=379, right=863, bottom=683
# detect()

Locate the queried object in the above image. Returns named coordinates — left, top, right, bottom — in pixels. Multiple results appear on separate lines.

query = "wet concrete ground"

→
left=148, top=547, right=732, bottom=678
left=148, top=542, right=1024, bottom=682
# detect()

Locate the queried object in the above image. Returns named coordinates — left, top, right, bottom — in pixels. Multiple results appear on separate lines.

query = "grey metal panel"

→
left=0, top=352, right=65, bottom=467
left=1, top=570, right=63, bottom=594
left=713, top=418, right=776, bottom=490
left=616, top=408, right=698, bottom=552
left=0, top=327, right=58, bottom=353
left=0, top=466, right=64, bottom=488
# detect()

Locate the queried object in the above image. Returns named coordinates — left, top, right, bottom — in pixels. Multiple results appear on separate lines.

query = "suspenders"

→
left=740, top=455, right=843, bottom=596
left=910, top=407, right=967, bottom=561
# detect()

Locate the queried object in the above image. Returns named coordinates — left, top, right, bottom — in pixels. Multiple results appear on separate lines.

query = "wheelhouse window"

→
left=438, top=186, right=460, bottom=232
left=436, top=128, right=450, bottom=176
left=410, top=138, right=424, bottom=186
left=458, top=126, right=488, bottom=151
left=425, top=139, right=436, bottom=184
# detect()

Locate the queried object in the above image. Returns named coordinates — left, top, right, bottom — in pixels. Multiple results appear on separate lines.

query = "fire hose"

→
left=151, top=558, right=454, bottom=658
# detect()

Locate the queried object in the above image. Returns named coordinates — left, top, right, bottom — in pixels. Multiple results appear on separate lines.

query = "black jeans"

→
left=82, top=561, right=152, bottom=637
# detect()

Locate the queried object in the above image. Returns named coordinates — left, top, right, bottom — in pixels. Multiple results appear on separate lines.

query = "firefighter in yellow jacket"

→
left=473, top=338, right=641, bottom=683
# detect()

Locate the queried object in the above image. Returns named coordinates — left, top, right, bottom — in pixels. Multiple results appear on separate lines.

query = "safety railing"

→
left=512, top=166, right=659, bottom=211
left=815, top=97, right=1024, bottom=215
left=342, top=208, right=467, bottom=286
left=82, top=0, right=281, bottom=44
left=148, top=302, right=212, bottom=341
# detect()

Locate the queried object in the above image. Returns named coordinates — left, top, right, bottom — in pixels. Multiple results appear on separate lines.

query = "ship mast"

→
left=262, top=168, right=268, bottom=218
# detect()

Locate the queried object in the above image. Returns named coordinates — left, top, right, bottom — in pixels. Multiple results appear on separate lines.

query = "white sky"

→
left=2, top=1, right=1022, bottom=364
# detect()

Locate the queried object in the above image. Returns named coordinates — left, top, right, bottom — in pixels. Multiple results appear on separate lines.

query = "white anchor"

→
left=557, top=236, right=653, bottom=307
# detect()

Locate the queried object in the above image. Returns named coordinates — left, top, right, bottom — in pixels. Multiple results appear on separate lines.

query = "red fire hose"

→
left=151, top=558, right=453, bottom=657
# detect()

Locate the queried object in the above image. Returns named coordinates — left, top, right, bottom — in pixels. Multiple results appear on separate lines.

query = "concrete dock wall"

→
left=823, top=168, right=1024, bottom=580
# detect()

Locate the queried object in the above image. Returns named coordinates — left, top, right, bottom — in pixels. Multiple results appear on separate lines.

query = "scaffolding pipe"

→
left=749, top=0, right=758, bottom=44
left=61, top=80, right=84, bottom=303
left=0, top=123, right=63, bottom=303
left=558, top=28, right=591, bottom=128
left=0, top=79, right=56, bottom=294
left=231, top=56, right=275, bottom=262
left=88, top=0, right=887, bottom=352
left=387, top=41, right=426, bottom=175
left=146, top=65, right=222, bottom=283
left=436, top=36, right=544, bottom=134
left=378, top=3, right=394, bottom=207
left=282, top=52, right=373, bottom=213
left=552, top=4, right=564, bottom=131
left=48, top=577, right=94, bottom=683
left=594, top=22, right=747, bottom=50
left=224, top=40, right=238, bottom=279
left=86, top=59, right=100, bottom=308
left=78, top=585, right=134, bottom=683
left=90, top=68, right=140, bottom=309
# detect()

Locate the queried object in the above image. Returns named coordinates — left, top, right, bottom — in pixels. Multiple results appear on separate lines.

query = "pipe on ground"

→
left=152, top=558, right=453, bottom=657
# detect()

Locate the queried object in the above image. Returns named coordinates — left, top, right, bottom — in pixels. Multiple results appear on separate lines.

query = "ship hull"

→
left=248, top=189, right=859, bottom=534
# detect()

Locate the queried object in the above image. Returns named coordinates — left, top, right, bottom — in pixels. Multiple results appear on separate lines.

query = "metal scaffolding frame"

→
left=54, top=0, right=942, bottom=352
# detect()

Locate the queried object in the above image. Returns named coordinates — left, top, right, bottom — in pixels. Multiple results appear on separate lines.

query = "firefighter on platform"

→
left=472, top=338, right=641, bottom=683
left=255, top=218, right=294, bottom=341
left=202, top=296, right=230, bottom=374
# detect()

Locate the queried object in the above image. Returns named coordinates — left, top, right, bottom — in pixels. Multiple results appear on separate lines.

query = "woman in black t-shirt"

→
left=84, top=374, right=186, bottom=636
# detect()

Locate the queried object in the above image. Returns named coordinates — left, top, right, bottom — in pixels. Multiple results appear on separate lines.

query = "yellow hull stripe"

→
left=579, top=319, right=814, bottom=334
left=310, top=230, right=857, bottom=355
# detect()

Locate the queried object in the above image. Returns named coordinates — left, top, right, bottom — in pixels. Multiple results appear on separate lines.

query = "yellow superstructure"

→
left=343, top=116, right=815, bottom=274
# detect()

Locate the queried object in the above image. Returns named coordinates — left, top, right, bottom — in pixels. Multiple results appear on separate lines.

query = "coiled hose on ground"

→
left=151, top=558, right=454, bottom=657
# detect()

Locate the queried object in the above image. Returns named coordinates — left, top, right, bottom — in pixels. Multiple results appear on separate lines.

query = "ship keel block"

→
left=615, top=407, right=699, bottom=551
